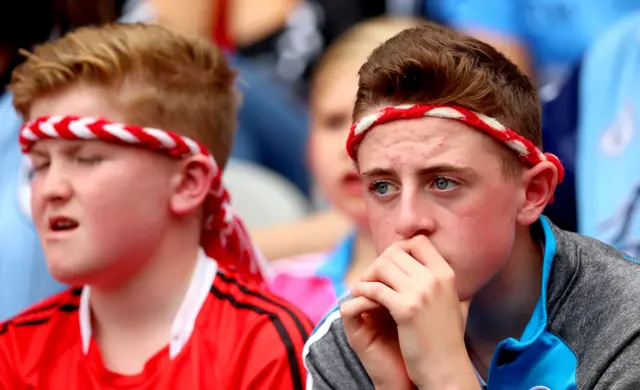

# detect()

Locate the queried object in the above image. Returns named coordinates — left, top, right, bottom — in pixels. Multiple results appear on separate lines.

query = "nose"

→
left=394, top=189, right=436, bottom=239
left=38, top=162, right=73, bottom=203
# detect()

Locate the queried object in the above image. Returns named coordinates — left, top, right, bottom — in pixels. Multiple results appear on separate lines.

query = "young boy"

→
left=267, top=17, right=422, bottom=324
left=303, top=22, right=640, bottom=389
left=0, top=23, right=312, bottom=389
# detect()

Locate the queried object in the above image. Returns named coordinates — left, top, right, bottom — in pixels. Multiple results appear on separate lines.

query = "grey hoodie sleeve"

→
left=592, top=333, right=640, bottom=390
left=303, top=309, right=374, bottom=390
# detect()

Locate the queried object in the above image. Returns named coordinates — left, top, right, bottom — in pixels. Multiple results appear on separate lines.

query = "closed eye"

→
left=77, top=156, right=103, bottom=164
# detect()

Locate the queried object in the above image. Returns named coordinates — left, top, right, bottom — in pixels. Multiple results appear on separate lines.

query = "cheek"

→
left=436, top=190, right=517, bottom=268
left=309, top=137, right=342, bottom=188
left=83, top=170, right=170, bottom=235
left=364, top=197, right=397, bottom=254
left=30, top=179, right=47, bottom=229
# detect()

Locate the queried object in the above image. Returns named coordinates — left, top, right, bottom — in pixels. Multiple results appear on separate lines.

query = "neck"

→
left=465, top=223, right=544, bottom=373
left=89, top=227, right=201, bottom=348
left=345, top=229, right=377, bottom=288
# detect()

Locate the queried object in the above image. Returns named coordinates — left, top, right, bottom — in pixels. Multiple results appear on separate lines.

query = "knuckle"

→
left=440, top=269, right=457, bottom=286
left=383, top=242, right=401, bottom=257
left=416, top=285, right=432, bottom=304
left=375, top=258, right=392, bottom=273
left=398, top=299, right=421, bottom=320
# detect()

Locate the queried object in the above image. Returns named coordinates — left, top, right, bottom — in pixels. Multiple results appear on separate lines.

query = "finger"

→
left=384, top=244, right=430, bottom=278
left=405, top=235, right=454, bottom=278
left=340, top=297, right=381, bottom=340
left=361, top=245, right=423, bottom=283
left=355, top=281, right=402, bottom=313
left=340, top=296, right=382, bottom=319
left=359, top=255, right=415, bottom=293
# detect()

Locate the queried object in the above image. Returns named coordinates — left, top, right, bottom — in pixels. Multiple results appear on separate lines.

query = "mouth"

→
left=48, top=216, right=79, bottom=232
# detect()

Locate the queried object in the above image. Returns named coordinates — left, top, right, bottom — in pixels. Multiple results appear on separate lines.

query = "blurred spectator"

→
left=266, top=16, right=423, bottom=323
left=226, top=0, right=431, bottom=197
left=577, top=12, right=640, bottom=257
left=250, top=1, right=436, bottom=260
left=425, top=0, right=640, bottom=232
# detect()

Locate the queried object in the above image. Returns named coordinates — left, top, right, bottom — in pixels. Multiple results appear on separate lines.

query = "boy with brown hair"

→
left=303, top=22, right=640, bottom=389
left=268, top=16, right=421, bottom=324
left=0, top=22, right=312, bottom=389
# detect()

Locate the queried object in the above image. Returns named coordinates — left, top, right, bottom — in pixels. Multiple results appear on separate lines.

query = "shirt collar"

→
left=79, top=248, right=217, bottom=358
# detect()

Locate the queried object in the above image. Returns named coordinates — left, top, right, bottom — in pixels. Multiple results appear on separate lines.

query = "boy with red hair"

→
left=0, top=22, right=312, bottom=389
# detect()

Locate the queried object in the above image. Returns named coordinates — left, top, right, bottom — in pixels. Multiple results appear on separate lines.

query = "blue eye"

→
left=432, top=177, right=458, bottom=191
left=374, top=182, right=390, bottom=195
left=369, top=181, right=398, bottom=197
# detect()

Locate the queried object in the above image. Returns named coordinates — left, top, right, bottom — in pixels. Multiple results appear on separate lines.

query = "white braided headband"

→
left=346, top=104, right=565, bottom=184
left=20, top=115, right=268, bottom=285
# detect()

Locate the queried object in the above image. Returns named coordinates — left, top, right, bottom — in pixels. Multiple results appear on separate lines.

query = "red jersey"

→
left=0, top=252, right=313, bottom=389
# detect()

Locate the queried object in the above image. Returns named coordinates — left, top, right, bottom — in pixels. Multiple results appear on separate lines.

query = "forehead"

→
left=312, top=62, right=361, bottom=113
left=27, top=84, right=126, bottom=123
left=356, top=116, right=501, bottom=170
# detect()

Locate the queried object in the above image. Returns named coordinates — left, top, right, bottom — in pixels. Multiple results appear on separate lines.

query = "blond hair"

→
left=311, top=17, right=424, bottom=92
left=11, top=22, right=238, bottom=168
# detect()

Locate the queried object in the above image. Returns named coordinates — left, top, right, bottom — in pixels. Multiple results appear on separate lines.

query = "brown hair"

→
left=11, top=22, right=238, bottom=168
left=354, top=22, right=540, bottom=172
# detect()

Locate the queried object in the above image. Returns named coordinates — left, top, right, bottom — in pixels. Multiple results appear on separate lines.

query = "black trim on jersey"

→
left=70, top=287, right=83, bottom=296
left=17, top=302, right=59, bottom=317
left=0, top=316, right=53, bottom=336
left=14, top=318, right=50, bottom=328
left=210, top=285, right=304, bottom=390
left=10, top=288, right=82, bottom=319
left=216, top=271, right=313, bottom=338
left=0, top=295, right=81, bottom=336
left=58, top=303, right=80, bottom=312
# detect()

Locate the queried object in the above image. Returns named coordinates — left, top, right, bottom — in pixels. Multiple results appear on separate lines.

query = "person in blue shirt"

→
left=577, top=11, right=640, bottom=257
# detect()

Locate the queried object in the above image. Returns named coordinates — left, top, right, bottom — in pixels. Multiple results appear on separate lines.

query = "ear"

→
left=517, top=161, right=558, bottom=226
left=169, top=155, right=215, bottom=216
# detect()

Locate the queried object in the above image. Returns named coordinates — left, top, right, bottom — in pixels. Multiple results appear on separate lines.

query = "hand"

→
left=351, top=236, right=478, bottom=389
left=340, top=297, right=415, bottom=390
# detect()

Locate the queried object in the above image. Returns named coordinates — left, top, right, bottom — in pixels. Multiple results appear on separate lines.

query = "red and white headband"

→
left=20, top=115, right=268, bottom=285
left=346, top=104, right=565, bottom=184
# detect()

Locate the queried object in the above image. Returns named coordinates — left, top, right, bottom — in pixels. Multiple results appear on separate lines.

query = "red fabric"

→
left=346, top=104, right=565, bottom=184
left=212, top=0, right=234, bottom=50
left=20, top=116, right=267, bottom=286
left=0, top=270, right=313, bottom=389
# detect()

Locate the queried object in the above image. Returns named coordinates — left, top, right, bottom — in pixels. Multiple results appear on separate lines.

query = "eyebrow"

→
left=360, top=164, right=477, bottom=179
left=29, top=141, right=84, bottom=157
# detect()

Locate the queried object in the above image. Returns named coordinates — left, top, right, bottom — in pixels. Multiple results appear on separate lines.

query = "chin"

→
left=46, top=259, right=96, bottom=286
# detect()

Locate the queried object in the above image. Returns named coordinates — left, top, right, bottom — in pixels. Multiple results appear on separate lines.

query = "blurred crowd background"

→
left=2, top=0, right=640, bottom=320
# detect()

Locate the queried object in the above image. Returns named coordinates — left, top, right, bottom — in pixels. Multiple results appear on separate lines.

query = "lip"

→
left=43, top=229, right=76, bottom=242
left=45, top=215, right=79, bottom=240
